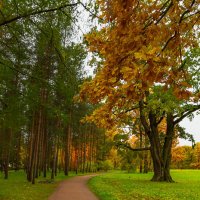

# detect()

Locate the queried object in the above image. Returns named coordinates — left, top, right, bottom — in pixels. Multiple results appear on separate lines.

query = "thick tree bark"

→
left=140, top=101, right=174, bottom=182
left=150, top=140, right=174, bottom=182
left=162, top=113, right=175, bottom=182
left=148, top=113, right=174, bottom=182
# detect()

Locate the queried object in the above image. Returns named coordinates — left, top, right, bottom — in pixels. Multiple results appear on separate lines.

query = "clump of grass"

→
left=88, top=170, right=200, bottom=200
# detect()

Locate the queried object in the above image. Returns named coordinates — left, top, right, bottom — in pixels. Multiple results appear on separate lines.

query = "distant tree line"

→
left=171, top=143, right=200, bottom=169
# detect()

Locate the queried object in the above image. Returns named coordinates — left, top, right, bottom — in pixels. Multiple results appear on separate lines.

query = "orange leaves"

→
left=121, top=66, right=137, bottom=82
left=109, top=77, right=117, bottom=83
left=134, top=46, right=161, bottom=62
left=172, top=146, right=186, bottom=163
left=158, top=118, right=167, bottom=134
left=179, top=81, right=191, bottom=88
left=134, top=52, right=147, bottom=60
left=82, top=105, right=116, bottom=129
left=173, top=89, right=192, bottom=100
left=78, top=0, right=199, bottom=131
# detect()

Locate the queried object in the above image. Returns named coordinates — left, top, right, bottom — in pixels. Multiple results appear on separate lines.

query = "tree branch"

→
left=78, top=2, right=103, bottom=20
left=139, top=101, right=151, bottom=136
left=161, top=31, right=177, bottom=52
left=156, top=111, right=165, bottom=125
left=182, top=10, right=200, bottom=21
left=116, top=142, right=150, bottom=151
left=124, top=106, right=139, bottom=113
left=143, top=0, right=171, bottom=30
left=0, top=2, right=79, bottom=27
left=155, top=0, right=173, bottom=25
left=179, top=0, right=196, bottom=23
left=174, top=105, right=200, bottom=124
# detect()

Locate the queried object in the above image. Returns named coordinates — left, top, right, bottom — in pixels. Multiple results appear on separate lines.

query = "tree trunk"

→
left=148, top=113, right=174, bottom=182
left=15, top=131, right=21, bottom=171
left=139, top=125, right=143, bottom=173
left=143, top=134, right=149, bottom=173
left=150, top=143, right=173, bottom=182
left=51, top=142, right=57, bottom=180
left=3, top=128, right=12, bottom=179
left=140, top=101, right=174, bottom=182
left=42, top=125, right=47, bottom=178
left=162, top=113, right=175, bottom=182
left=65, top=125, right=71, bottom=176
left=75, top=149, right=79, bottom=174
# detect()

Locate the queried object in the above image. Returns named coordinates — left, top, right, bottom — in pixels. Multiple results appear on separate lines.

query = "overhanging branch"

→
left=0, top=2, right=79, bottom=27
left=78, top=2, right=103, bottom=20
left=161, top=31, right=177, bottom=52
left=116, top=142, right=150, bottom=151
left=174, top=105, right=200, bottom=124
left=155, top=0, right=173, bottom=25
left=179, top=0, right=196, bottom=23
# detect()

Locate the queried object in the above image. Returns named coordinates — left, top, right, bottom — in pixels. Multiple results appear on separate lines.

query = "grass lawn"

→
left=88, top=170, right=200, bottom=200
left=0, top=170, right=76, bottom=200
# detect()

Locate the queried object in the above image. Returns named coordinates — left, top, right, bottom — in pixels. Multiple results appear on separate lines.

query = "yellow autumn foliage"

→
left=78, top=0, right=200, bottom=130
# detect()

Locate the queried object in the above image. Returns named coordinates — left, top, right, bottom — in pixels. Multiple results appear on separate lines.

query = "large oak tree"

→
left=79, top=0, right=200, bottom=182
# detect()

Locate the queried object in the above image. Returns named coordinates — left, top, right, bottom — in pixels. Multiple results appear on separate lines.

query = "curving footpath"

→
left=48, top=175, right=98, bottom=200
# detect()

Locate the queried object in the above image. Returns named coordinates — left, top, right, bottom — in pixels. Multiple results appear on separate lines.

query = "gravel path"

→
left=48, top=175, right=98, bottom=200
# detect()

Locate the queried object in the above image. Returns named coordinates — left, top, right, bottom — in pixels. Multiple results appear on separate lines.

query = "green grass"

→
left=0, top=170, right=76, bottom=200
left=88, top=170, right=200, bottom=200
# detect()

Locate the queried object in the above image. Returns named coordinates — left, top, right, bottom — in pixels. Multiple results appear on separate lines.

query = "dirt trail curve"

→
left=48, top=175, right=99, bottom=200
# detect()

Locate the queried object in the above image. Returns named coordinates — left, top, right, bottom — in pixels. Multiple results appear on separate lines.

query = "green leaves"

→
left=146, top=86, right=183, bottom=114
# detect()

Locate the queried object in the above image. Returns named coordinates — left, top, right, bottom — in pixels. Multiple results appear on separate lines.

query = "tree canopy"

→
left=79, top=0, right=200, bottom=182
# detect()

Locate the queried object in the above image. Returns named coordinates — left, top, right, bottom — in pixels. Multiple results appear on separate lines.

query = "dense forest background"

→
left=0, top=0, right=112, bottom=184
